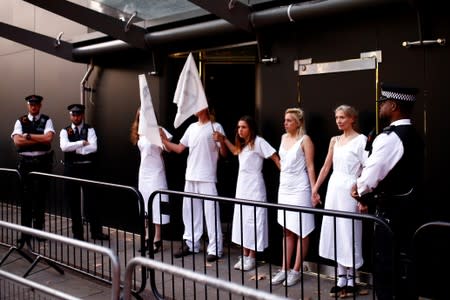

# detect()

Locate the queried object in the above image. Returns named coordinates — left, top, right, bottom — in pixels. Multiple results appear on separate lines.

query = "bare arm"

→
left=312, top=136, right=336, bottom=197
left=270, top=152, right=281, bottom=170
left=160, top=129, right=186, bottom=154
left=303, top=135, right=319, bottom=206
left=213, top=132, right=238, bottom=155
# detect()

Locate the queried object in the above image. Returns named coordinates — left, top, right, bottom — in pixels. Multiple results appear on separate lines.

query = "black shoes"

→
left=91, top=232, right=109, bottom=240
left=174, top=243, right=192, bottom=258
left=153, top=240, right=162, bottom=253
left=330, top=286, right=343, bottom=297
left=330, top=285, right=356, bottom=298
left=206, top=254, right=220, bottom=262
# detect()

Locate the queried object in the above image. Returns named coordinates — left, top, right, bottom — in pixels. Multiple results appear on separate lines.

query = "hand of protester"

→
left=351, top=184, right=360, bottom=199
left=159, top=128, right=168, bottom=142
left=312, top=192, right=322, bottom=207
left=357, top=202, right=368, bottom=213
left=212, top=131, right=224, bottom=143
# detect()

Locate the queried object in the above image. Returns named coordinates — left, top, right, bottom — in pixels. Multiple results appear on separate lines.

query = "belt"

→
left=72, top=161, right=92, bottom=165
left=19, top=153, right=50, bottom=163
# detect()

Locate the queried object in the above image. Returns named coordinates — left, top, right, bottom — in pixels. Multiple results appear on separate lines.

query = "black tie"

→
left=74, top=127, right=80, bottom=138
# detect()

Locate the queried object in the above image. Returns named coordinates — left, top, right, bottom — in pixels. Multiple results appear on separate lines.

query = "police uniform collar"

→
left=390, top=119, right=412, bottom=126
left=28, top=113, right=40, bottom=121
left=72, top=123, right=84, bottom=130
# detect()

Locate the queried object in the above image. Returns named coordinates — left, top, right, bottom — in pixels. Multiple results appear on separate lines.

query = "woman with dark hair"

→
left=214, top=115, right=280, bottom=271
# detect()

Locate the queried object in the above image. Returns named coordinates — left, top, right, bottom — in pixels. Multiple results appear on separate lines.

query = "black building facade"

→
left=1, top=0, right=448, bottom=228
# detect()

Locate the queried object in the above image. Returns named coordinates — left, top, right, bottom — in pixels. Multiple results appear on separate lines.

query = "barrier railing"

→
left=26, top=171, right=147, bottom=294
left=0, top=169, right=148, bottom=295
left=146, top=189, right=392, bottom=300
left=124, top=256, right=288, bottom=300
left=0, top=168, right=22, bottom=247
left=0, top=220, right=120, bottom=300
left=0, top=168, right=405, bottom=299
left=0, top=269, right=80, bottom=300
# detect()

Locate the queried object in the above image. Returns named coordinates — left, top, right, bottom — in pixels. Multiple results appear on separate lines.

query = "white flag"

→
left=138, top=74, right=162, bottom=148
left=173, top=52, right=208, bottom=128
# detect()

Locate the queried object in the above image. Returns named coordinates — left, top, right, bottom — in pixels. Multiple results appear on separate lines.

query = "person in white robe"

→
left=214, top=115, right=280, bottom=271
left=312, top=105, right=367, bottom=297
left=130, top=108, right=171, bottom=252
left=271, top=107, right=319, bottom=287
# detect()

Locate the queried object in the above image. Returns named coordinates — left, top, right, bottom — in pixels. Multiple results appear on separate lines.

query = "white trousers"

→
left=182, top=181, right=223, bottom=256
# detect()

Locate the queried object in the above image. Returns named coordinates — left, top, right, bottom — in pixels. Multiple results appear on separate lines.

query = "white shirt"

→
left=11, top=113, right=55, bottom=156
left=59, top=123, right=97, bottom=155
left=180, top=121, right=224, bottom=182
left=356, top=119, right=410, bottom=196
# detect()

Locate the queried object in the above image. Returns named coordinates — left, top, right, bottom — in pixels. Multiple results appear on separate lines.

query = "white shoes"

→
left=233, top=256, right=243, bottom=270
left=271, top=269, right=287, bottom=285
left=283, top=270, right=301, bottom=287
left=234, top=256, right=256, bottom=271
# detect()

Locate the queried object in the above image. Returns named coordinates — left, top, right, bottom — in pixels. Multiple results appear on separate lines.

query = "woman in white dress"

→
left=271, top=107, right=319, bottom=287
left=312, top=105, right=367, bottom=297
left=214, top=115, right=280, bottom=271
left=130, top=108, right=171, bottom=253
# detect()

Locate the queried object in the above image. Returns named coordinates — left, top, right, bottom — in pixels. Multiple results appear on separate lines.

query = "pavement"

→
left=0, top=238, right=375, bottom=300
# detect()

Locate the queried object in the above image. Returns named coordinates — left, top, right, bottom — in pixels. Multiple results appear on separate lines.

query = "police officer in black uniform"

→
left=351, top=83, right=424, bottom=300
left=60, top=104, right=108, bottom=241
left=11, top=95, right=55, bottom=238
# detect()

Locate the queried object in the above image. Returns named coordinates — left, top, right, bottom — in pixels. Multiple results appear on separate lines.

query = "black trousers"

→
left=373, top=217, right=417, bottom=300
left=64, top=162, right=102, bottom=237
left=17, top=153, right=53, bottom=231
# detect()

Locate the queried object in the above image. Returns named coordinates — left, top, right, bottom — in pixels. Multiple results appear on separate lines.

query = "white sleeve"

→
left=76, top=127, right=97, bottom=155
left=356, top=132, right=403, bottom=196
left=44, top=118, right=56, bottom=134
left=60, top=128, right=83, bottom=152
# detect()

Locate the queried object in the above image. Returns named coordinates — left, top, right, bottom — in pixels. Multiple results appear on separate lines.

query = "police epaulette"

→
left=383, top=125, right=396, bottom=134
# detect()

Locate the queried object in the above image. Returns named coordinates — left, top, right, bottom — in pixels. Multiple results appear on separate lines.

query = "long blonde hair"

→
left=285, top=107, right=305, bottom=137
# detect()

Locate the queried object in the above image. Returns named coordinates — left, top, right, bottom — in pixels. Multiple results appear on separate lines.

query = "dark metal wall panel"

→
left=0, top=50, right=35, bottom=168
left=1, top=1, right=449, bottom=231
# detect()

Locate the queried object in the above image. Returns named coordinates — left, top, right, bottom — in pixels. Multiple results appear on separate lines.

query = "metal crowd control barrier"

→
left=0, top=168, right=22, bottom=247
left=0, top=170, right=148, bottom=295
left=0, top=220, right=120, bottom=300
left=146, top=189, right=392, bottom=300
left=124, top=256, right=288, bottom=300
left=25, top=171, right=147, bottom=294
left=0, top=270, right=80, bottom=300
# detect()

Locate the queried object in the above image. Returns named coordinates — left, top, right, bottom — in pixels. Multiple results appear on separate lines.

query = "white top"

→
left=356, top=119, right=409, bottom=196
left=235, top=136, right=276, bottom=200
left=138, top=128, right=172, bottom=219
left=180, top=121, right=225, bottom=182
left=279, top=136, right=310, bottom=193
left=59, top=123, right=97, bottom=155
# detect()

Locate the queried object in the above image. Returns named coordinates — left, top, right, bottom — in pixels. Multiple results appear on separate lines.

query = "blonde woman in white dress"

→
left=214, top=115, right=280, bottom=271
left=312, top=105, right=367, bottom=297
left=271, top=107, right=319, bottom=287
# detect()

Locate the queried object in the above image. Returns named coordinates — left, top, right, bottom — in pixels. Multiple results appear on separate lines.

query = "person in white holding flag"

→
left=160, top=53, right=227, bottom=262
left=130, top=74, right=172, bottom=253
